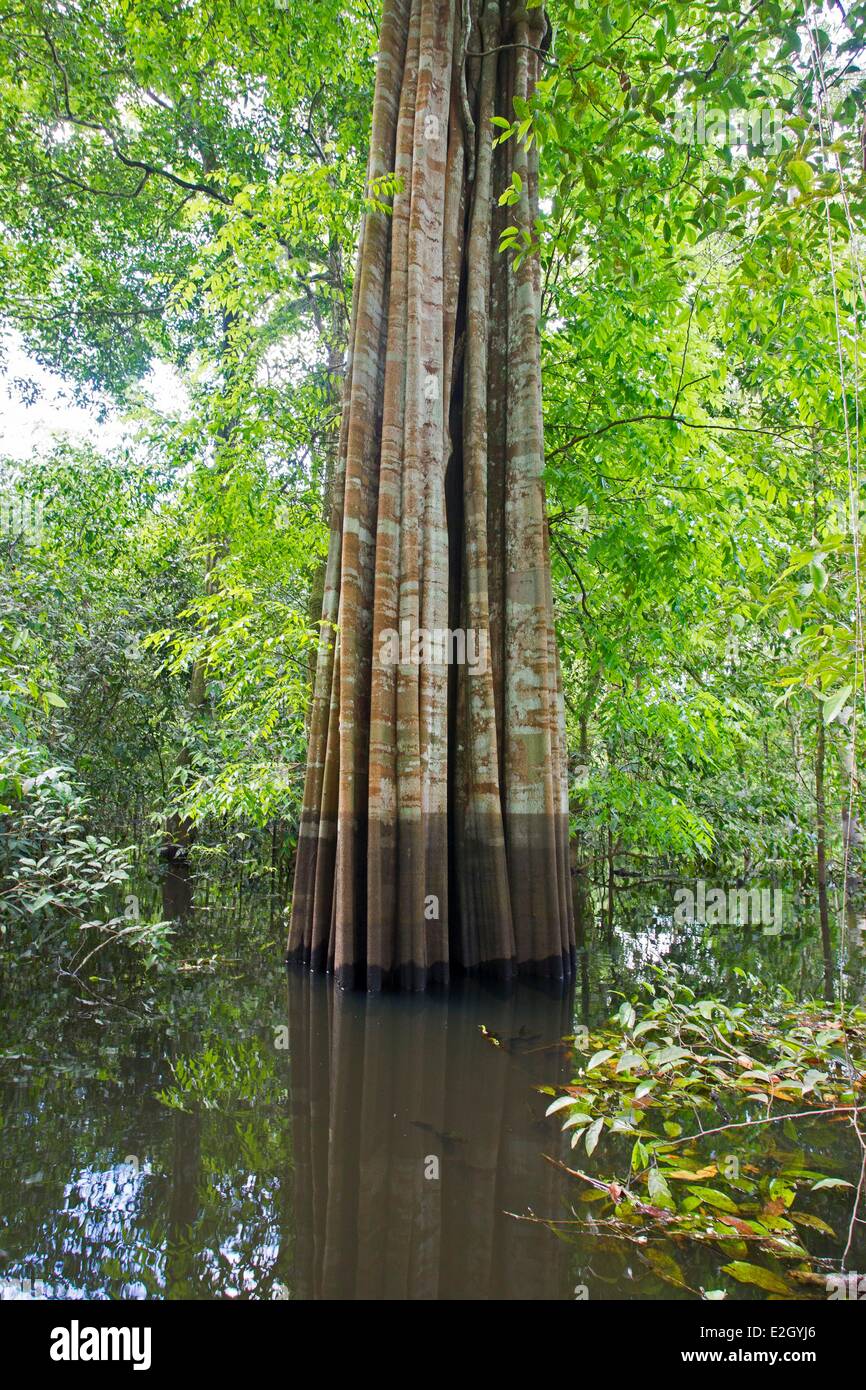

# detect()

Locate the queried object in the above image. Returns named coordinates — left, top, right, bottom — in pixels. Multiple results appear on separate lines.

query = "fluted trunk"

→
left=288, top=0, right=573, bottom=989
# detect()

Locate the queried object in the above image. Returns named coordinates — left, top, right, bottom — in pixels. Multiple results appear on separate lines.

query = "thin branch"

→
left=547, top=413, right=810, bottom=458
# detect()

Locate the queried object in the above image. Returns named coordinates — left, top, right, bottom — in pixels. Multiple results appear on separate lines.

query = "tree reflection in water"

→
left=287, top=970, right=575, bottom=1299
left=4, top=897, right=861, bottom=1299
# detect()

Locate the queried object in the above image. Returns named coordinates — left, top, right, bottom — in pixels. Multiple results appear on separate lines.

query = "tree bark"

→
left=288, top=0, right=574, bottom=989
left=815, top=709, right=833, bottom=1000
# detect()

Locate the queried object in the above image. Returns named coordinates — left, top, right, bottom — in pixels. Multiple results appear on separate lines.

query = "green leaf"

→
left=651, top=1045, right=691, bottom=1065
left=648, top=1166, right=675, bottom=1208
left=822, top=685, right=851, bottom=724
left=789, top=1211, right=836, bottom=1236
left=29, top=891, right=56, bottom=911
left=721, top=1262, right=792, bottom=1296
left=617, top=1002, right=636, bottom=1030
left=787, top=159, right=813, bottom=192
left=562, top=1111, right=594, bottom=1129
left=645, top=1247, right=686, bottom=1288
left=586, top=1049, right=615, bottom=1072
left=585, top=1117, right=604, bottom=1156
left=545, top=1095, right=579, bottom=1117
left=687, top=1185, right=738, bottom=1213
left=800, top=1068, right=827, bottom=1094
left=615, top=1051, right=646, bottom=1074
left=633, top=1020, right=660, bottom=1038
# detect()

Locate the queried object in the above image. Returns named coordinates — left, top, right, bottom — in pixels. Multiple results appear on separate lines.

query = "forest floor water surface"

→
left=1, top=890, right=864, bottom=1301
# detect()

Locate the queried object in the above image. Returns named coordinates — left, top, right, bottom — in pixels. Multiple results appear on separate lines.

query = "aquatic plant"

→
left=541, top=963, right=866, bottom=1298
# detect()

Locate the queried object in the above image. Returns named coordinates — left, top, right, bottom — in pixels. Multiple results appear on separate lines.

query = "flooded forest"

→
left=1, top=0, right=866, bottom=1308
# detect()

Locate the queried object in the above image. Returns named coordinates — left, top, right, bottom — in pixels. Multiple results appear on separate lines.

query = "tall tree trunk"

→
left=840, top=711, right=863, bottom=908
left=815, top=710, right=834, bottom=1000
left=305, top=239, right=349, bottom=694
left=288, top=0, right=574, bottom=989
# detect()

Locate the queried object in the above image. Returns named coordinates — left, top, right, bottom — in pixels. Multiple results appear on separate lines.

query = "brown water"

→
left=1, top=903, right=863, bottom=1300
left=0, top=958, right=577, bottom=1300
left=287, top=972, right=574, bottom=1299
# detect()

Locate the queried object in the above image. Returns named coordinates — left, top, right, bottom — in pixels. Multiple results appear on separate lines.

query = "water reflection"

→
left=3, top=895, right=861, bottom=1300
left=287, top=970, right=575, bottom=1299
